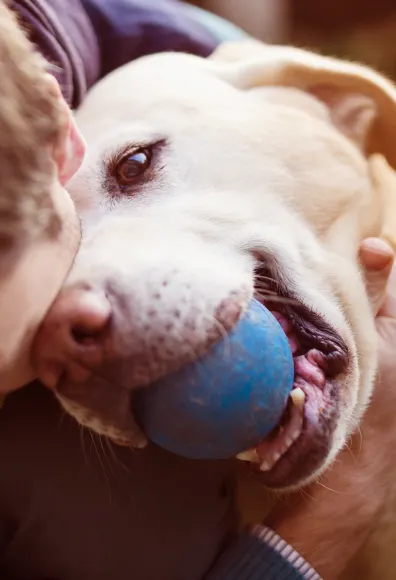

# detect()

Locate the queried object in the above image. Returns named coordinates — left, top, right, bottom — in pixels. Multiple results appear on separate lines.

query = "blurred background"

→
left=187, top=0, right=396, bottom=78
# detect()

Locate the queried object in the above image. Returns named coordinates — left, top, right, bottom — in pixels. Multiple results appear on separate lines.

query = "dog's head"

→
left=33, top=41, right=396, bottom=489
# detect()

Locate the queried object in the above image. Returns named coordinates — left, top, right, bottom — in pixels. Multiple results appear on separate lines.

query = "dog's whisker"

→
left=105, top=438, right=132, bottom=475
left=90, top=429, right=113, bottom=502
left=273, top=491, right=287, bottom=505
left=212, top=317, right=232, bottom=359
left=79, top=425, right=89, bottom=467
left=98, top=434, right=116, bottom=477
left=253, top=273, right=279, bottom=286
left=315, top=480, right=346, bottom=495
left=57, top=409, right=67, bottom=430
left=254, top=290, right=297, bottom=306
left=345, top=414, right=363, bottom=459
left=298, top=487, right=318, bottom=503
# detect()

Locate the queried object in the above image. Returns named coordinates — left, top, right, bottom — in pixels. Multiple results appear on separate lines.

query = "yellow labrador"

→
left=33, top=40, right=396, bottom=578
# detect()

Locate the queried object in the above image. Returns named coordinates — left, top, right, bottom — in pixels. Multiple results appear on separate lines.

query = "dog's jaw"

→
left=37, top=234, right=368, bottom=492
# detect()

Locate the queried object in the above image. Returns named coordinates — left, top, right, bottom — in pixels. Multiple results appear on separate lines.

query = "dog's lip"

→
left=247, top=275, right=349, bottom=488
left=254, top=257, right=349, bottom=374
left=278, top=301, right=349, bottom=378
left=247, top=377, right=340, bottom=488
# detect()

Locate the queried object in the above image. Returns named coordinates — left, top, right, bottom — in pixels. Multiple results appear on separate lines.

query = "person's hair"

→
left=0, top=2, right=66, bottom=258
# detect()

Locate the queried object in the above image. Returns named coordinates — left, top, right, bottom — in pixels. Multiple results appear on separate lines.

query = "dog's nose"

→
left=33, top=286, right=112, bottom=388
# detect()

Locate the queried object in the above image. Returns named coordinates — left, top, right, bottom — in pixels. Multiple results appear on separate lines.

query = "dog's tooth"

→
left=236, top=449, right=260, bottom=463
left=290, top=387, right=305, bottom=409
left=285, top=437, right=293, bottom=449
left=260, top=461, right=271, bottom=472
left=291, top=429, right=301, bottom=441
left=260, top=452, right=282, bottom=473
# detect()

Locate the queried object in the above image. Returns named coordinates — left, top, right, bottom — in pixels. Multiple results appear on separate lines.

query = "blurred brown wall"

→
left=291, top=0, right=396, bottom=32
left=190, top=0, right=289, bottom=42
left=188, top=0, right=396, bottom=78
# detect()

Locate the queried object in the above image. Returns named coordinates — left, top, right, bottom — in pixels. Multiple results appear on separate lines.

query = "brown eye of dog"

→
left=115, top=148, right=151, bottom=185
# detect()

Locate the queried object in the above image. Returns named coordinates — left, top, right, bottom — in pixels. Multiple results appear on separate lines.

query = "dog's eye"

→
left=115, top=148, right=151, bottom=185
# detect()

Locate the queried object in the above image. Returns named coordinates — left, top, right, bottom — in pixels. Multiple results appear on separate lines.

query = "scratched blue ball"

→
left=137, top=299, right=294, bottom=459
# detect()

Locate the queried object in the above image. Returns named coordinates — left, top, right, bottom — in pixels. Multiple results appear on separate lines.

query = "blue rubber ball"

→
left=136, top=299, right=294, bottom=459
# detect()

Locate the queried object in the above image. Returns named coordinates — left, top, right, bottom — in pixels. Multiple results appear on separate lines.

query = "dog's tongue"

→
left=237, top=387, right=305, bottom=471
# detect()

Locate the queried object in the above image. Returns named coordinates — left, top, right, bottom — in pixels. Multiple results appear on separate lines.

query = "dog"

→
left=32, top=40, right=396, bottom=578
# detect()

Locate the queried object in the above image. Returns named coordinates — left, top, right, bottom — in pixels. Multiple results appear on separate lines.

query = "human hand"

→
left=264, top=237, right=396, bottom=578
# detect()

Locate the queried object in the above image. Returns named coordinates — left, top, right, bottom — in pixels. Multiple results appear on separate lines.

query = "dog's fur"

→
left=37, top=40, right=396, bottom=577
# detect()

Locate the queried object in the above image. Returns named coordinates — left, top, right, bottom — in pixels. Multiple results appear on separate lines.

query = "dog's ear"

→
left=209, top=40, right=396, bottom=168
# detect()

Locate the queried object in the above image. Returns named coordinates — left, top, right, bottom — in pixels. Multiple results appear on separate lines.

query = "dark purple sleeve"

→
left=81, top=0, right=219, bottom=77
left=11, top=0, right=218, bottom=109
left=12, top=0, right=101, bottom=108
